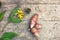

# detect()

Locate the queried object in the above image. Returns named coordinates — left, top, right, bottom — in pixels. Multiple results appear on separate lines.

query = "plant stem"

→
left=0, top=21, right=2, bottom=34
left=1, top=21, right=10, bottom=32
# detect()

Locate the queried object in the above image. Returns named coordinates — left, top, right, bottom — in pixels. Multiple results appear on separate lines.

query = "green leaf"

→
left=9, top=6, right=22, bottom=23
left=3, top=38, right=11, bottom=40
left=1, top=38, right=11, bottom=40
left=0, top=38, right=2, bottom=40
left=0, top=11, right=6, bottom=21
left=1, top=32, right=18, bottom=39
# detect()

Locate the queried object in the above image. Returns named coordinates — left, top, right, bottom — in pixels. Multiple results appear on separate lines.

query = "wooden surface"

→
left=0, top=0, right=60, bottom=40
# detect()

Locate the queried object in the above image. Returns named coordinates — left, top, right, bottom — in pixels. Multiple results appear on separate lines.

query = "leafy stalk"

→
left=0, top=10, right=6, bottom=33
left=1, top=7, right=22, bottom=32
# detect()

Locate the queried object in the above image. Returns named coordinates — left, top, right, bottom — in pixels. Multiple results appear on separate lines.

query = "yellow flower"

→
left=17, top=10, right=24, bottom=20
left=18, top=10, right=23, bottom=14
